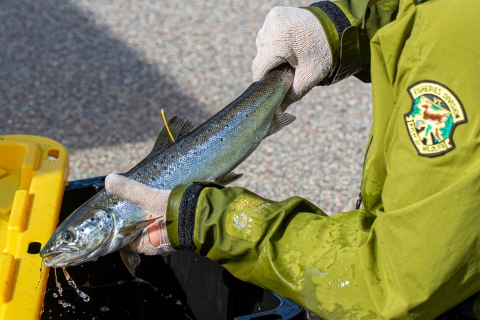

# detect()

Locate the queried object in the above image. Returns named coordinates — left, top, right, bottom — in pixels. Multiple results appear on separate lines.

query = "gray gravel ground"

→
left=1, top=0, right=372, bottom=215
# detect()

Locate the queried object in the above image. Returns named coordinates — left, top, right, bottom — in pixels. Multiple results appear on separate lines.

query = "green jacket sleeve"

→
left=167, top=186, right=379, bottom=318
left=304, top=0, right=400, bottom=85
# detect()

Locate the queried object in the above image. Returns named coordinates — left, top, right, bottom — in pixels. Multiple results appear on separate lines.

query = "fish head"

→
left=40, top=206, right=115, bottom=267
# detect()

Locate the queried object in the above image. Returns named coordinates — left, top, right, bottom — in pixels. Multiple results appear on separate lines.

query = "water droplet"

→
left=62, top=268, right=90, bottom=302
left=53, top=293, right=58, bottom=298
left=99, top=306, right=110, bottom=312
left=54, top=268, right=63, bottom=297
left=58, top=300, right=72, bottom=308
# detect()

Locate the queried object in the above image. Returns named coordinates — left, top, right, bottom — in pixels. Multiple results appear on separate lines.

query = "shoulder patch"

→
left=404, top=81, right=466, bottom=157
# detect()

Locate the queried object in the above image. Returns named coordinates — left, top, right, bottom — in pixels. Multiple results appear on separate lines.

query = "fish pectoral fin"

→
left=265, top=112, right=296, bottom=139
left=120, top=244, right=141, bottom=277
left=118, top=218, right=157, bottom=236
left=150, top=116, right=196, bottom=154
left=214, top=172, right=243, bottom=186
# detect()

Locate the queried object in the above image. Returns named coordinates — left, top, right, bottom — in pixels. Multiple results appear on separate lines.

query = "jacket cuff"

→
left=166, top=182, right=224, bottom=250
left=302, top=1, right=371, bottom=84
left=166, top=184, right=187, bottom=249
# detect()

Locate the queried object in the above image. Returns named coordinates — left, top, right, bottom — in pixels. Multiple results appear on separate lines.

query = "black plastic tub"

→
left=41, top=177, right=307, bottom=320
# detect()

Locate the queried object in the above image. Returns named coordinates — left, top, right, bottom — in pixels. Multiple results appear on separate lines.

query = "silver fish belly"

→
left=40, top=65, right=295, bottom=271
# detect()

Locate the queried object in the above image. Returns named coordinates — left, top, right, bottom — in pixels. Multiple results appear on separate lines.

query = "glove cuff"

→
left=302, top=2, right=371, bottom=85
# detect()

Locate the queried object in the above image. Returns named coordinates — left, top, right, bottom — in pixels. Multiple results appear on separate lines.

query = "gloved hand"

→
left=252, top=6, right=333, bottom=110
left=105, top=173, right=175, bottom=256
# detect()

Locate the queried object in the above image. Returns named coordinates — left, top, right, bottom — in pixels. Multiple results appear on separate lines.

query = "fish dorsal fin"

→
left=150, top=116, right=196, bottom=154
left=265, top=112, right=296, bottom=139
left=215, top=172, right=243, bottom=186
left=120, top=243, right=141, bottom=277
left=118, top=218, right=157, bottom=236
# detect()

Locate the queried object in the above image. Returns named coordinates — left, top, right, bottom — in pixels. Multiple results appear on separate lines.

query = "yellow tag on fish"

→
left=161, top=109, right=176, bottom=142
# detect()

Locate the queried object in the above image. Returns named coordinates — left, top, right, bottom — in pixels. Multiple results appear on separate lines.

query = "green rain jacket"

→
left=165, top=0, right=480, bottom=318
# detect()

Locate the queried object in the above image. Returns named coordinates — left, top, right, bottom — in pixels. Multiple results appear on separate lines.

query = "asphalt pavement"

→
left=1, top=0, right=372, bottom=215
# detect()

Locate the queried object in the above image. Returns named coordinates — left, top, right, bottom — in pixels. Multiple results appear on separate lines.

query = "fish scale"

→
left=40, top=64, right=295, bottom=275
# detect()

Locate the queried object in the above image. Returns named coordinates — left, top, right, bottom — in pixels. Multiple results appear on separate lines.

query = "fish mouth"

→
left=41, top=251, right=87, bottom=267
left=41, top=251, right=65, bottom=266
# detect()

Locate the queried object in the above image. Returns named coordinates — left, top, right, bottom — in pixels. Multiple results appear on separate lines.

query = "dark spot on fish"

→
left=164, top=166, right=167, bottom=169
left=90, top=217, right=95, bottom=222
left=106, top=214, right=112, bottom=219
left=151, top=177, right=156, bottom=181
left=81, top=229, right=84, bottom=232
left=196, top=138, right=199, bottom=142
left=246, top=114, right=248, bottom=117
left=153, top=164, right=158, bottom=169
left=171, top=155, right=174, bottom=158
left=161, top=183, right=165, bottom=187
left=280, top=78, right=283, bottom=83
left=220, top=138, right=223, bottom=141
left=113, top=202, right=118, bottom=205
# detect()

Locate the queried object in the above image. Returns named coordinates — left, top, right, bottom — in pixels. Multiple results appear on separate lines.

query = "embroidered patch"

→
left=226, top=194, right=272, bottom=242
left=233, top=212, right=248, bottom=230
left=404, top=81, right=466, bottom=157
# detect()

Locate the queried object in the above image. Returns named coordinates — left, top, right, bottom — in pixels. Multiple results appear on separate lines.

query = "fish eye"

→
left=62, top=231, right=74, bottom=243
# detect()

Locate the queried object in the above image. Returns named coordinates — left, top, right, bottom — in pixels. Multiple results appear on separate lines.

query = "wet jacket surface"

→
left=165, top=0, right=480, bottom=318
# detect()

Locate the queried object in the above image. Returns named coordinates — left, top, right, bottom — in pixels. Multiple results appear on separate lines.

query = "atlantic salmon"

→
left=40, top=65, right=295, bottom=275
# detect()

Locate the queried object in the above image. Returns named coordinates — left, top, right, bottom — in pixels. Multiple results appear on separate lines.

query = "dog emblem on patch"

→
left=404, top=81, right=466, bottom=157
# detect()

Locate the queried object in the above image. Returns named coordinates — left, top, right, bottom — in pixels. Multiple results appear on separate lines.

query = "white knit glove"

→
left=252, top=6, right=333, bottom=110
left=105, top=173, right=175, bottom=256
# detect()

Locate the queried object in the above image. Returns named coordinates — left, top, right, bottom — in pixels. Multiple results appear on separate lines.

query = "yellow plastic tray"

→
left=0, top=135, right=69, bottom=320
